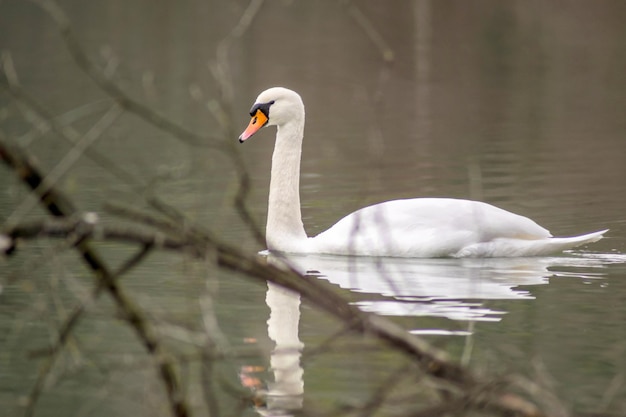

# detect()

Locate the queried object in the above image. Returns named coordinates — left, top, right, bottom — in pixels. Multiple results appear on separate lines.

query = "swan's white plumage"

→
left=239, top=87, right=607, bottom=258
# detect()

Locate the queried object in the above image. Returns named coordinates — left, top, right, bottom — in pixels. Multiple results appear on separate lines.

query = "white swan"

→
left=239, top=87, right=607, bottom=258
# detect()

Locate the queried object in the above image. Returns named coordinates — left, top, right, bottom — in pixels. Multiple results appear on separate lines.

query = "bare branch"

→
left=29, top=0, right=221, bottom=149
left=341, top=0, right=394, bottom=62
left=0, top=3, right=574, bottom=415
left=28, top=243, right=154, bottom=360
left=0, top=52, right=141, bottom=187
left=0, top=136, right=189, bottom=417
left=24, top=0, right=266, bottom=246
left=208, top=0, right=266, bottom=246
left=2, top=212, right=550, bottom=417
left=4, top=102, right=123, bottom=227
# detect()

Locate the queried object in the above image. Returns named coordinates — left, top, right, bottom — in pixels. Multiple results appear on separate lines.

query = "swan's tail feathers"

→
left=527, top=228, right=609, bottom=256
left=550, top=229, right=609, bottom=244
left=551, top=229, right=608, bottom=247
left=456, top=229, right=608, bottom=257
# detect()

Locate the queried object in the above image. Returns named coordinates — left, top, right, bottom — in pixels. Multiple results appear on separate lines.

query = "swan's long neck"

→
left=266, top=118, right=308, bottom=252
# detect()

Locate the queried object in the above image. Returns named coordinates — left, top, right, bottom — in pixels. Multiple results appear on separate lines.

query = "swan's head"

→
left=238, top=87, right=304, bottom=143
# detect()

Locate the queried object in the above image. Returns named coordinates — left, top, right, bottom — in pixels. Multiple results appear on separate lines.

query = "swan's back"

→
left=309, top=198, right=552, bottom=257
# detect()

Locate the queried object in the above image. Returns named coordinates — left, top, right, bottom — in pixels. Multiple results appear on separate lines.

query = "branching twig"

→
left=4, top=102, right=123, bottom=227
left=28, top=242, right=154, bottom=360
left=1, top=212, right=550, bottom=417
left=30, top=0, right=221, bottom=149
left=0, top=136, right=189, bottom=417
left=28, top=0, right=266, bottom=246
left=1, top=2, right=565, bottom=415
left=341, top=0, right=394, bottom=62
left=208, top=0, right=266, bottom=246
left=0, top=52, right=141, bottom=187
left=356, top=363, right=416, bottom=417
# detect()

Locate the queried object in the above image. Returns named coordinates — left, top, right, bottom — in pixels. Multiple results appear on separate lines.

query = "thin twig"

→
left=0, top=136, right=189, bottom=417
left=17, top=100, right=115, bottom=146
left=358, top=363, right=416, bottom=417
left=30, top=0, right=221, bottom=149
left=2, top=212, right=551, bottom=417
left=341, top=0, right=394, bottom=62
left=0, top=52, right=141, bottom=187
left=3, top=99, right=123, bottom=227
left=0, top=2, right=564, bottom=412
left=28, top=243, right=154, bottom=360
left=28, top=0, right=265, bottom=246
left=208, top=0, right=266, bottom=246
left=201, top=353, right=222, bottom=417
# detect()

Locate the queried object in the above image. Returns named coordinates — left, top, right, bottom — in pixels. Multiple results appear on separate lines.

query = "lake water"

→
left=1, top=1, right=626, bottom=416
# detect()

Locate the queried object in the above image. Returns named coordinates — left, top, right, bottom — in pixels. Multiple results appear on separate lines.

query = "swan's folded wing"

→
left=310, top=198, right=553, bottom=257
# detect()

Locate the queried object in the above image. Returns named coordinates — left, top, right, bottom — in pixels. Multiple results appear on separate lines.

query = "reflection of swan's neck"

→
left=266, top=282, right=304, bottom=398
left=267, top=119, right=308, bottom=252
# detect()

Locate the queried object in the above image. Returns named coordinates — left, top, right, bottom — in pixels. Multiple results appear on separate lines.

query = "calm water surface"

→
left=1, top=1, right=626, bottom=416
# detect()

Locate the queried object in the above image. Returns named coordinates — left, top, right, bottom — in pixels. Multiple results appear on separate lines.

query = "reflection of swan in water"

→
left=257, top=282, right=304, bottom=416
left=268, top=252, right=617, bottom=324
left=253, top=251, right=622, bottom=414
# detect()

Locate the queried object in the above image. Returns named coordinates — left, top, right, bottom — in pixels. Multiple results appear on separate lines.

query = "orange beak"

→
left=239, top=109, right=269, bottom=143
